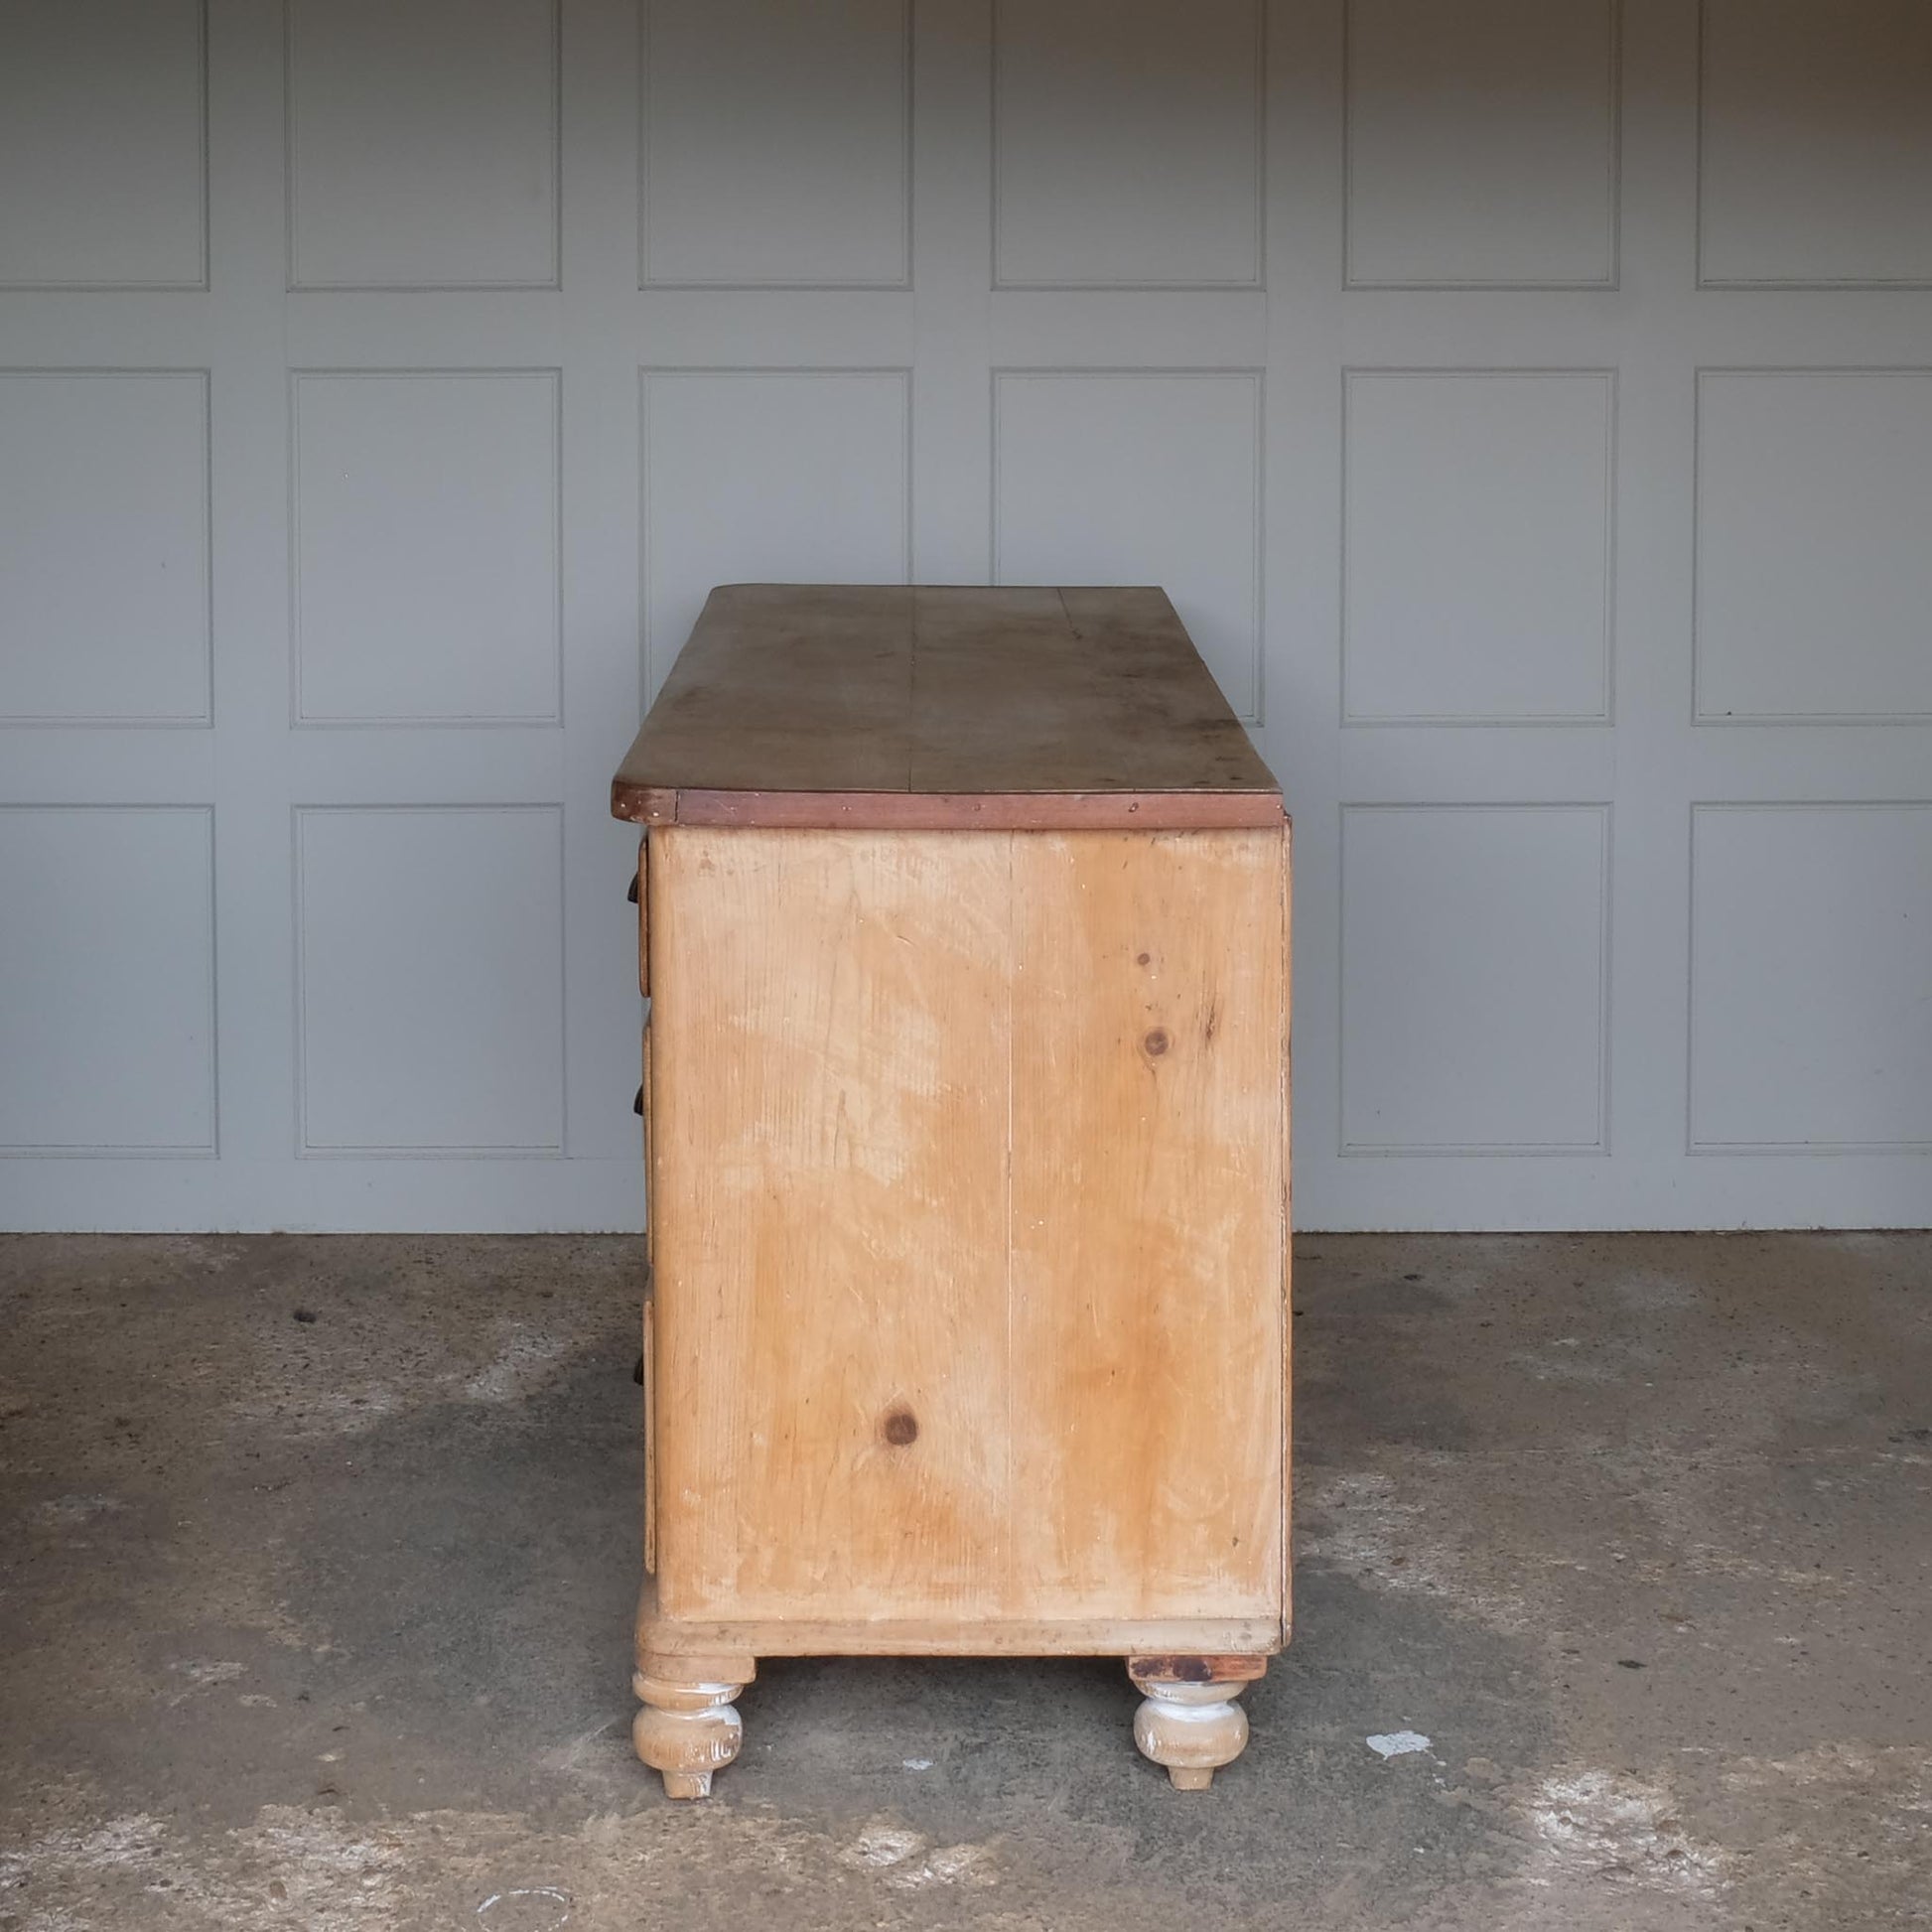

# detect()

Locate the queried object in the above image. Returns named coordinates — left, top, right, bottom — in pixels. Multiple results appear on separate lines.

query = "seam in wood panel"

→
left=1002, top=828, right=1016, bottom=1616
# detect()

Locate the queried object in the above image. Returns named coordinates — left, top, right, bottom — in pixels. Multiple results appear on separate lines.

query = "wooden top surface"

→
left=611, top=585, right=1282, bottom=830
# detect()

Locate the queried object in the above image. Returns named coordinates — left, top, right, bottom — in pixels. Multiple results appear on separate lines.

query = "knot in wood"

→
left=1143, top=1028, right=1171, bottom=1057
left=882, top=1407, right=918, bottom=1448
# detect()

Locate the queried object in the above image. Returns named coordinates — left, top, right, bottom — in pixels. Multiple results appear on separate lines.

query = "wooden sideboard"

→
left=611, top=584, right=1292, bottom=1796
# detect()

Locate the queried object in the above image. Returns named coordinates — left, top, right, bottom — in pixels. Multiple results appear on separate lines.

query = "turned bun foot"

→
left=632, top=1668, right=751, bottom=1800
left=1128, top=1657, right=1265, bottom=1790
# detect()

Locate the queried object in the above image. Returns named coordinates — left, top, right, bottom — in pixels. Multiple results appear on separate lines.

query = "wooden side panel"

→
left=641, top=1290, right=657, bottom=1576
left=634, top=835, right=648, bottom=995
left=648, top=828, right=1012, bottom=1622
left=1008, top=829, right=1287, bottom=1623
left=1281, top=818, right=1294, bottom=1637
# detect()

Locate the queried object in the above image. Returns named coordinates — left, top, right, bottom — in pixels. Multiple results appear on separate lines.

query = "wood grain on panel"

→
left=1009, top=829, right=1286, bottom=1622
left=639, top=1609, right=1288, bottom=1659
left=647, top=828, right=1013, bottom=1622
left=644, top=822, right=1289, bottom=1643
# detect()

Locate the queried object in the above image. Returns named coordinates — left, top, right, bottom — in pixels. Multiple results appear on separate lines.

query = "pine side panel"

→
left=1007, top=828, right=1288, bottom=1625
left=1280, top=818, right=1294, bottom=1638
left=648, top=827, right=1012, bottom=1622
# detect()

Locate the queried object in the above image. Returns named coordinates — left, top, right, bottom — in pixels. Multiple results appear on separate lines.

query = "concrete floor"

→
left=0, top=1234, right=1927, bottom=1931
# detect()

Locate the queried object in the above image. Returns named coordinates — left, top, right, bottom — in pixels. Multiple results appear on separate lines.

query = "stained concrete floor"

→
left=1, top=1233, right=1928, bottom=1931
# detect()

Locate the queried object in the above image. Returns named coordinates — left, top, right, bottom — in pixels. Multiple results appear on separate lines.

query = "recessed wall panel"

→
left=296, top=807, right=565, bottom=1154
left=0, top=372, right=209, bottom=724
left=642, top=0, right=909, bottom=288
left=1696, top=372, right=1932, bottom=723
left=287, top=0, right=558, bottom=289
left=1341, top=805, right=1609, bottom=1153
left=994, top=371, right=1262, bottom=721
left=994, top=0, right=1261, bottom=288
left=1345, top=0, right=1617, bottom=287
left=1692, top=806, right=1932, bottom=1150
left=0, top=0, right=206, bottom=288
left=1700, top=0, right=1932, bottom=286
left=642, top=370, right=910, bottom=693
left=1344, top=372, right=1613, bottom=724
left=0, top=808, right=214, bottom=1153
left=292, top=372, right=561, bottom=725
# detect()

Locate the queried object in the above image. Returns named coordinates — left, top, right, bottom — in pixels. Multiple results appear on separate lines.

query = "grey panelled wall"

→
left=1, top=0, right=1929, bottom=1231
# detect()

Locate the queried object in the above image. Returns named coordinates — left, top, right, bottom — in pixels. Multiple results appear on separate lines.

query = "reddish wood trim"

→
left=612, top=781, right=1286, bottom=831
left=1128, top=1654, right=1271, bottom=1687
left=613, top=781, right=680, bottom=825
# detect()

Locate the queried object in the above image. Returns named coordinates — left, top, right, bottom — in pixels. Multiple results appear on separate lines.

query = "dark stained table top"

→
left=611, top=585, right=1282, bottom=831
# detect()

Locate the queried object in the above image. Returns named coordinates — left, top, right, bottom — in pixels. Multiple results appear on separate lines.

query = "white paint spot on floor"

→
left=167, top=1658, right=247, bottom=1707
left=843, top=1820, right=924, bottom=1868
left=229, top=1807, right=411, bottom=1930
left=902, top=1757, right=933, bottom=1770
left=229, top=1383, right=403, bottom=1439
left=464, top=1325, right=574, bottom=1404
left=1522, top=1768, right=1725, bottom=1893
left=1366, top=1730, right=1433, bottom=1758
left=1300, top=1467, right=1532, bottom=1632
left=176, top=1659, right=245, bottom=1687
left=838, top=1818, right=996, bottom=1890
left=897, top=1842, right=995, bottom=1890
left=0, top=1813, right=167, bottom=1884
left=0, top=1791, right=1003, bottom=1927
left=1509, top=1345, right=1620, bottom=1386
left=38, top=1493, right=126, bottom=1525
left=541, top=1715, right=622, bottom=1776
left=477, top=1884, right=571, bottom=1928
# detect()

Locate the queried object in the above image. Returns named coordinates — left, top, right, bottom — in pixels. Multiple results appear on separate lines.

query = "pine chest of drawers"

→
left=611, top=584, right=1291, bottom=1796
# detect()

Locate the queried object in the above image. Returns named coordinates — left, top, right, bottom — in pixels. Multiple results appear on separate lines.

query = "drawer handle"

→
left=633, top=1086, right=644, bottom=1116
